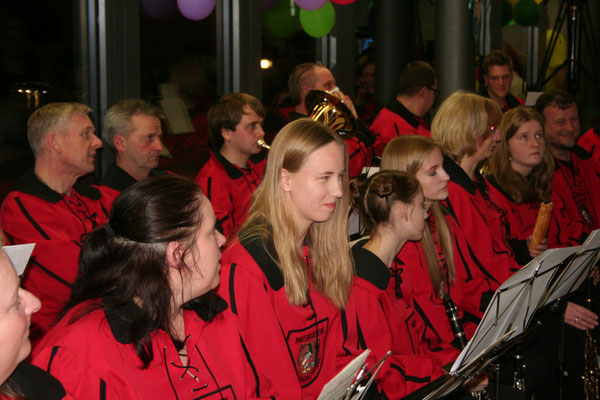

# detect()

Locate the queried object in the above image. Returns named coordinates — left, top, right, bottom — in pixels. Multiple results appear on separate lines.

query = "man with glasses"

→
left=481, top=50, right=523, bottom=112
left=370, top=61, right=437, bottom=157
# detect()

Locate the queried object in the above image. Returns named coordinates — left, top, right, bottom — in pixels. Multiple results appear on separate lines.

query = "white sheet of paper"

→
left=3, top=243, right=35, bottom=275
left=318, top=349, right=370, bottom=400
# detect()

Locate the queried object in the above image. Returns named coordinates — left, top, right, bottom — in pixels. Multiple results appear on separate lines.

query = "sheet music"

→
left=3, top=243, right=35, bottom=275
left=451, top=246, right=579, bottom=373
left=318, top=349, right=370, bottom=400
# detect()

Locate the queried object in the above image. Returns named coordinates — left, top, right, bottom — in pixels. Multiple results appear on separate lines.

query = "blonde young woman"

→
left=381, top=135, right=478, bottom=348
left=218, top=119, right=354, bottom=399
left=430, top=91, right=518, bottom=320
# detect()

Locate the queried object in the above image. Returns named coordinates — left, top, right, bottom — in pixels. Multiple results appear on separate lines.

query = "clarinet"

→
left=442, top=292, right=468, bottom=350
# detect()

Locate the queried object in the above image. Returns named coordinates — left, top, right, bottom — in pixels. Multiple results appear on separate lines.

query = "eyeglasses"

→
left=426, top=86, right=440, bottom=96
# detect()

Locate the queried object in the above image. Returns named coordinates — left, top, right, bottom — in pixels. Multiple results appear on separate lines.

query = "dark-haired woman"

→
left=218, top=119, right=354, bottom=398
left=345, top=170, right=468, bottom=399
left=31, top=176, right=264, bottom=399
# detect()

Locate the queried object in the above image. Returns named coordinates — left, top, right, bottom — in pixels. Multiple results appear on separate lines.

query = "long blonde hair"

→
left=381, top=135, right=455, bottom=295
left=239, top=119, right=353, bottom=308
left=484, top=107, right=554, bottom=203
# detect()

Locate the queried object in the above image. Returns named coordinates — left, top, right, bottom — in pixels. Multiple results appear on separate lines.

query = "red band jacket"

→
left=195, top=150, right=266, bottom=240
left=218, top=235, right=347, bottom=399
left=392, top=238, right=477, bottom=352
left=441, top=157, right=519, bottom=320
left=31, top=295, right=265, bottom=400
left=0, top=170, right=109, bottom=345
left=577, top=126, right=600, bottom=163
left=343, top=242, right=456, bottom=399
left=289, top=111, right=374, bottom=179
left=99, top=163, right=171, bottom=210
left=551, top=147, right=600, bottom=242
left=370, top=98, right=431, bottom=157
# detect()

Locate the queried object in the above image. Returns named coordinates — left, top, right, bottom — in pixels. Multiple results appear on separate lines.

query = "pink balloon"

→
left=177, top=0, right=216, bottom=20
left=295, top=0, right=328, bottom=11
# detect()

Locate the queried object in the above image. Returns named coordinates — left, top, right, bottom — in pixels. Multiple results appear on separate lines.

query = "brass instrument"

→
left=305, top=89, right=357, bottom=133
left=257, top=139, right=270, bottom=150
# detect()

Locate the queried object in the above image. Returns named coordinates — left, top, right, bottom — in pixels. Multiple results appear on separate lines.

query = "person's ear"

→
left=165, top=241, right=183, bottom=269
left=280, top=168, right=292, bottom=192
left=46, top=131, right=60, bottom=153
left=113, top=134, right=127, bottom=153
left=221, top=128, right=233, bottom=143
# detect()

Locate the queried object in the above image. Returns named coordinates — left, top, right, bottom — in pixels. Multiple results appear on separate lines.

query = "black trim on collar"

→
left=573, top=145, right=592, bottom=160
left=351, top=240, right=391, bottom=290
left=480, top=89, right=522, bottom=111
left=485, top=174, right=516, bottom=203
left=13, top=169, right=101, bottom=203
left=385, top=97, right=422, bottom=130
left=104, top=293, right=228, bottom=344
left=289, top=110, right=306, bottom=122
left=239, top=234, right=284, bottom=291
left=211, top=148, right=266, bottom=180
left=100, top=164, right=170, bottom=192
left=443, top=155, right=487, bottom=196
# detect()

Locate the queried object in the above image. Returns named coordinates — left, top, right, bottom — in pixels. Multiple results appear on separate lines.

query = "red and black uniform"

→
left=344, top=241, right=456, bottom=399
left=0, top=170, right=109, bottom=345
left=392, top=237, right=477, bottom=352
left=441, top=156, right=519, bottom=320
left=370, top=98, right=431, bottom=157
left=195, top=149, right=266, bottom=240
left=576, top=125, right=600, bottom=163
left=480, top=90, right=524, bottom=112
left=551, top=146, right=600, bottom=242
left=99, top=163, right=171, bottom=210
left=289, top=111, right=374, bottom=179
left=219, top=234, right=347, bottom=399
left=31, top=295, right=264, bottom=400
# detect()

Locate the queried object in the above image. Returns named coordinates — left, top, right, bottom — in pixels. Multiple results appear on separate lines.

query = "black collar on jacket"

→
left=480, top=88, right=522, bottom=110
left=553, top=145, right=592, bottom=171
left=104, top=293, right=228, bottom=345
left=442, top=155, right=487, bottom=196
left=485, top=174, right=516, bottom=203
left=239, top=233, right=285, bottom=291
left=100, top=163, right=169, bottom=192
left=385, top=97, right=421, bottom=129
left=13, top=168, right=101, bottom=203
left=289, top=110, right=306, bottom=122
left=351, top=239, right=390, bottom=290
left=8, top=363, right=66, bottom=400
left=209, top=148, right=267, bottom=180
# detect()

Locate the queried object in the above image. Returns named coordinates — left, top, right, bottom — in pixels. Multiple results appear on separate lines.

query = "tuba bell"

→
left=305, top=89, right=357, bottom=134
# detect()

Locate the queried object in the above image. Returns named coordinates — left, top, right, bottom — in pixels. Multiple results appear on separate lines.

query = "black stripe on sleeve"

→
left=46, top=346, right=60, bottom=373
left=100, top=379, right=107, bottom=400
left=390, top=363, right=431, bottom=383
left=15, top=196, right=51, bottom=239
left=206, top=177, right=213, bottom=199
left=229, top=263, right=237, bottom=315
left=240, top=335, right=262, bottom=398
left=30, top=258, right=73, bottom=288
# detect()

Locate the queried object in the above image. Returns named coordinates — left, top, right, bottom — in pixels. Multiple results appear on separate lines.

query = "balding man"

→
left=288, top=62, right=374, bottom=178
left=100, top=99, right=169, bottom=207
left=0, top=102, right=108, bottom=345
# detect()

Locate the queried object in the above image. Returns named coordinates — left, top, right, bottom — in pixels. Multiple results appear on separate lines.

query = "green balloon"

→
left=513, top=0, right=540, bottom=27
left=502, top=0, right=513, bottom=26
left=266, top=0, right=299, bottom=37
left=299, top=2, right=335, bottom=38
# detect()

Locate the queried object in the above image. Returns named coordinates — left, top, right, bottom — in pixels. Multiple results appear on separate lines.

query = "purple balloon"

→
left=295, top=0, right=328, bottom=11
left=177, top=0, right=216, bottom=20
left=262, top=0, right=279, bottom=10
left=142, top=0, right=178, bottom=19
